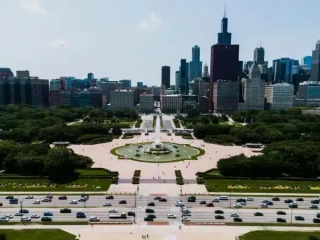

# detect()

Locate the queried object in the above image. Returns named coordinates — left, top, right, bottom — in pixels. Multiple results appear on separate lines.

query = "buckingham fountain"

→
left=111, top=115, right=203, bottom=162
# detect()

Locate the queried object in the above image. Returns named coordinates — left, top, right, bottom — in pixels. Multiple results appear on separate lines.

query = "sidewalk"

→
left=0, top=191, right=106, bottom=195
left=207, top=192, right=320, bottom=196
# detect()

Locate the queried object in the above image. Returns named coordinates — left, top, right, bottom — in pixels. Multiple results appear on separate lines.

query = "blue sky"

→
left=1, top=0, right=320, bottom=86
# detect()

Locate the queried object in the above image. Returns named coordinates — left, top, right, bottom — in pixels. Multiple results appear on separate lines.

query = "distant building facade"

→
left=265, top=83, right=294, bottom=110
left=161, top=66, right=170, bottom=89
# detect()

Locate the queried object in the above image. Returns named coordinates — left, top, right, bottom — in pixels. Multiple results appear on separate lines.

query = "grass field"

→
left=0, top=229, right=75, bottom=240
left=239, top=231, right=320, bottom=240
left=205, top=179, right=320, bottom=193
left=75, top=169, right=111, bottom=176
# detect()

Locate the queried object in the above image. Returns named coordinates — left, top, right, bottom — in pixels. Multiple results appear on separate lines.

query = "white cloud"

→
left=47, top=40, right=67, bottom=48
left=137, top=13, right=162, bottom=31
left=19, top=0, right=48, bottom=15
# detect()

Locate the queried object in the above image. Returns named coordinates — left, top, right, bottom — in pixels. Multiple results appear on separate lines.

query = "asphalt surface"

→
left=1, top=195, right=320, bottom=209
left=142, top=120, right=152, bottom=130
left=162, top=120, right=172, bottom=130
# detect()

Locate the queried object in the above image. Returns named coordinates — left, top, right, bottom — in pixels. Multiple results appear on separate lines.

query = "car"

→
left=284, top=199, right=293, bottom=203
left=313, top=218, right=320, bottom=223
left=0, top=217, right=9, bottom=222
left=261, top=204, right=269, bottom=208
left=230, top=213, right=239, bottom=217
left=310, top=205, right=319, bottom=209
left=19, top=209, right=29, bottom=213
left=9, top=199, right=18, bottom=204
left=60, top=208, right=72, bottom=213
left=215, top=210, right=224, bottom=214
left=199, top=201, right=206, bottom=204
left=144, top=217, right=153, bottom=221
left=127, top=211, right=135, bottom=217
left=119, top=200, right=127, bottom=204
left=147, top=214, right=156, bottom=219
left=175, top=202, right=184, bottom=207
left=181, top=216, right=190, bottom=221
left=79, top=197, right=88, bottom=202
left=311, top=199, right=320, bottom=204
left=105, top=195, right=114, bottom=199
left=4, top=215, right=13, bottom=219
left=69, top=200, right=78, bottom=204
left=289, top=203, right=298, bottom=208
left=0, top=203, right=2, bottom=206
left=206, top=203, right=214, bottom=207
left=25, top=195, right=33, bottom=199
left=233, top=217, right=243, bottom=222
left=147, top=202, right=155, bottom=206
left=254, top=212, right=264, bottom=216
left=246, top=197, right=254, bottom=201
left=5, top=196, right=14, bottom=200
left=233, top=204, right=242, bottom=208
left=41, top=217, right=52, bottom=222
left=212, top=199, right=220, bottom=202
left=296, top=198, right=304, bottom=201
left=159, top=198, right=167, bottom=202
left=76, top=212, right=86, bottom=218
left=41, top=198, right=51, bottom=202
left=15, top=212, right=23, bottom=216
left=240, top=202, right=247, bottom=206
left=43, top=212, right=53, bottom=216
left=272, top=197, right=280, bottom=201
left=31, top=214, right=40, bottom=218
left=167, top=214, right=176, bottom=219
left=145, top=209, right=155, bottom=213
left=236, top=198, right=246, bottom=203
left=33, top=200, right=40, bottom=204
left=58, top=196, right=67, bottom=200
left=109, top=209, right=117, bottom=213
left=46, top=195, right=53, bottom=199
left=317, top=213, right=320, bottom=218
left=182, top=212, right=191, bottom=216
left=89, top=216, right=100, bottom=221
left=154, top=197, right=162, bottom=200
left=261, top=199, right=269, bottom=203
left=266, top=201, right=273, bottom=206
left=295, top=216, right=305, bottom=221
left=277, top=218, right=286, bottom=223
left=21, top=217, right=31, bottom=221
left=219, top=196, right=229, bottom=200
left=277, top=211, right=287, bottom=215
left=103, top=203, right=112, bottom=207
left=81, top=194, right=89, bottom=199
left=215, top=215, right=225, bottom=219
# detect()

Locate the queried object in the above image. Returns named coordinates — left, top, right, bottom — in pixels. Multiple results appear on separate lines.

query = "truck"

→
left=109, top=212, right=127, bottom=219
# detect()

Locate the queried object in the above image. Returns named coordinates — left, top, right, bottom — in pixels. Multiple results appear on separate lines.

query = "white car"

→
left=31, top=214, right=40, bottom=218
left=89, top=216, right=100, bottom=221
left=15, top=212, right=23, bottom=216
left=109, top=209, right=117, bottom=213
left=240, top=201, right=247, bottom=206
left=25, top=195, right=33, bottom=199
left=230, top=213, right=239, bottom=217
left=41, top=198, right=51, bottom=202
left=167, top=214, right=177, bottom=219
left=181, top=216, right=190, bottom=221
left=4, top=215, right=14, bottom=219
left=21, top=216, right=31, bottom=221
left=103, top=203, right=112, bottom=207
left=246, top=197, right=254, bottom=201
left=33, top=200, right=41, bottom=204
left=69, top=200, right=78, bottom=204
left=233, top=204, right=242, bottom=208
left=0, top=217, right=9, bottom=222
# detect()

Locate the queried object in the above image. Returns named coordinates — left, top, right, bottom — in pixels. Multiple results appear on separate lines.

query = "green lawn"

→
left=205, top=179, right=320, bottom=193
left=206, top=169, right=221, bottom=176
left=0, top=229, right=75, bottom=240
left=239, top=231, right=320, bottom=240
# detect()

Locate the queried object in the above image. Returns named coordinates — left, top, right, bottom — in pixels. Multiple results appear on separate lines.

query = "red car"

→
left=206, top=203, right=214, bottom=207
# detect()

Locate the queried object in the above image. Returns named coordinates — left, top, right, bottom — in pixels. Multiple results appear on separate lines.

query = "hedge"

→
left=132, top=177, right=140, bottom=184
left=175, top=170, right=182, bottom=178
left=134, top=170, right=141, bottom=177
left=176, top=177, right=184, bottom=185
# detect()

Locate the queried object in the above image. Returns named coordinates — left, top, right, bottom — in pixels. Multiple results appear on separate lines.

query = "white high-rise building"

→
left=175, top=71, right=180, bottom=91
left=160, top=94, right=182, bottom=114
left=110, top=89, right=135, bottom=110
left=265, top=83, right=294, bottom=110
left=243, top=64, right=265, bottom=110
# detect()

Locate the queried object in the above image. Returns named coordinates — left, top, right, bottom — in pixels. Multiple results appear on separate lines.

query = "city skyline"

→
left=1, top=0, right=320, bottom=85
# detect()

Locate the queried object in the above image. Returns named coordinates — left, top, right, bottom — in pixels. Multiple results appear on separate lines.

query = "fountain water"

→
left=152, top=115, right=162, bottom=148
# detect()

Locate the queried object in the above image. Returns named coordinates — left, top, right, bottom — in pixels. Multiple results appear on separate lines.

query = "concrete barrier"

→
left=89, top=221, right=132, bottom=225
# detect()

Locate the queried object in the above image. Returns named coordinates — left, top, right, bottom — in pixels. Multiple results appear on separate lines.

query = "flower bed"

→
left=65, top=184, right=88, bottom=188
left=309, top=186, right=320, bottom=190
left=258, top=185, right=301, bottom=190
left=227, top=185, right=251, bottom=190
left=0, top=183, right=58, bottom=189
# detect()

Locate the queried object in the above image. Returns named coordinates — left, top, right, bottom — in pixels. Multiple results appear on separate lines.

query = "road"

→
left=162, top=115, right=173, bottom=130
left=141, top=115, right=153, bottom=130
left=2, top=195, right=320, bottom=209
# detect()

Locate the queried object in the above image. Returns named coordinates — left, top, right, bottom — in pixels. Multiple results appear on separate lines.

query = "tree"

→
left=187, top=108, right=200, bottom=118
left=112, top=126, right=122, bottom=135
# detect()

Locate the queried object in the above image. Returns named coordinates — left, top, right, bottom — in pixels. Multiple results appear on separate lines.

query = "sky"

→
left=1, top=0, right=320, bottom=86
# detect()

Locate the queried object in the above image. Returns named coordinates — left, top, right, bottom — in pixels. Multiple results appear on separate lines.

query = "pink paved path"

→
left=69, top=133, right=259, bottom=180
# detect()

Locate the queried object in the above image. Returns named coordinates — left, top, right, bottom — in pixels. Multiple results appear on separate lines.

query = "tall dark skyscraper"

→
left=254, top=47, right=265, bottom=65
left=188, top=45, right=202, bottom=81
left=161, top=66, right=170, bottom=89
left=311, top=40, right=320, bottom=82
left=217, top=5, right=232, bottom=45
left=179, top=59, right=189, bottom=95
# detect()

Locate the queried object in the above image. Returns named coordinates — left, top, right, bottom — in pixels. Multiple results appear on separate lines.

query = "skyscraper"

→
left=302, top=56, right=312, bottom=69
left=254, top=47, right=265, bottom=65
left=161, top=66, right=170, bottom=89
left=179, top=59, right=189, bottom=95
left=311, top=41, right=320, bottom=82
left=272, top=58, right=295, bottom=84
left=202, top=63, right=209, bottom=77
left=188, top=45, right=202, bottom=82
left=175, top=71, right=180, bottom=91
left=217, top=5, right=232, bottom=45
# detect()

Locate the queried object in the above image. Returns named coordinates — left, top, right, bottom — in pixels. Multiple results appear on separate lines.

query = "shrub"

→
left=132, top=177, right=140, bottom=184
left=176, top=177, right=184, bottom=185
left=134, top=170, right=141, bottom=177
left=175, top=170, right=182, bottom=178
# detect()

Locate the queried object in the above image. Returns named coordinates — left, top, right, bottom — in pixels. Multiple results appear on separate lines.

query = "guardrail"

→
left=89, top=221, right=132, bottom=225
left=185, top=222, right=225, bottom=226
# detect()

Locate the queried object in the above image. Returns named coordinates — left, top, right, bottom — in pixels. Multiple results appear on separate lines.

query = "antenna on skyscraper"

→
left=224, top=4, right=227, bottom=18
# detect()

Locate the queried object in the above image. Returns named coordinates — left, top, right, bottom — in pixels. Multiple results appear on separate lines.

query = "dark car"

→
left=284, top=199, right=293, bottom=203
left=81, top=194, right=89, bottom=199
left=295, top=216, right=305, bottom=221
left=233, top=217, right=243, bottom=222
left=215, top=215, right=225, bottom=219
left=76, top=212, right=86, bottom=218
left=206, top=203, right=214, bottom=207
left=19, top=209, right=29, bottom=213
left=154, top=197, right=162, bottom=200
left=277, top=218, right=286, bottom=223
left=289, top=204, right=298, bottom=208
left=236, top=198, right=247, bottom=203
left=58, top=196, right=67, bottom=200
left=159, top=198, right=167, bottom=202
left=266, top=201, right=273, bottom=206
left=296, top=198, right=304, bottom=201
left=0, top=203, right=3, bottom=207
left=46, top=195, right=53, bottom=199
left=145, top=209, right=155, bottom=213
left=60, top=208, right=72, bottom=213
left=313, top=218, right=320, bottom=223
left=5, top=196, right=14, bottom=200
left=215, top=210, right=224, bottom=214
left=127, top=211, right=135, bottom=217
left=272, top=197, right=280, bottom=201
left=119, top=200, right=127, bottom=204
left=144, top=217, right=153, bottom=221
left=277, top=211, right=286, bottom=215
left=41, top=217, right=52, bottom=222
left=106, top=196, right=114, bottom=200
left=254, top=212, right=263, bottom=216
left=79, top=198, right=88, bottom=202
left=316, top=213, right=320, bottom=218
left=147, top=202, right=155, bottom=206
left=199, top=201, right=206, bottom=205
left=147, top=214, right=156, bottom=219
left=311, top=199, right=320, bottom=204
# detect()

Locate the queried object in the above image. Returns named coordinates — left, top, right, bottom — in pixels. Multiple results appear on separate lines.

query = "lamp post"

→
left=134, top=191, right=137, bottom=208
left=290, top=206, right=293, bottom=224
left=20, top=200, right=24, bottom=222
left=229, top=192, right=232, bottom=208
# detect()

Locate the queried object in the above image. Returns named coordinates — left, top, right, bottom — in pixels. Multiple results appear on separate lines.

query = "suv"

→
left=145, top=209, right=155, bottom=213
left=215, top=210, right=224, bottom=214
left=58, top=196, right=67, bottom=200
left=147, top=202, right=155, bottom=206
left=106, top=195, right=114, bottom=199
left=277, top=211, right=286, bottom=215
left=187, top=196, right=196, bottom=202
left=41, top=217, right=52, bottom=222
left=60, top=208, right=72, bottom=213
left=76, top=212, right=86, bottom=218
left=233, top=217, right=243, bottom=222
left=277, top=218, right=286, bottom=223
